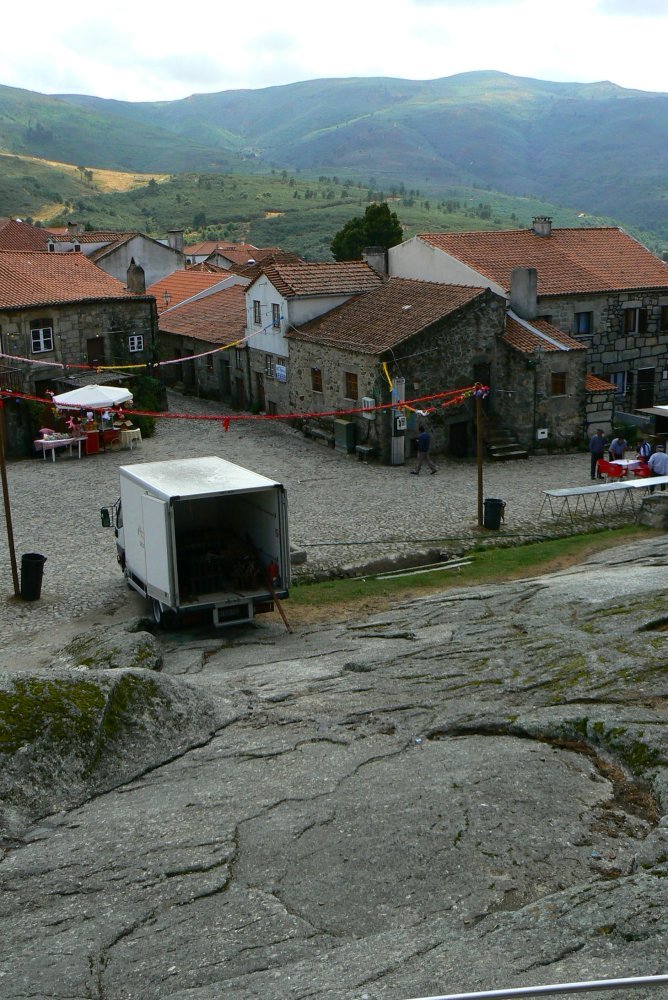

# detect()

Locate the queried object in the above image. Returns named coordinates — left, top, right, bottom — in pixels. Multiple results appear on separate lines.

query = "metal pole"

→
left=476, top=394, right=483, bottom=526
left=406, top=973, right=668, bottom=1000
left=0, top=400, right=20, bottom=597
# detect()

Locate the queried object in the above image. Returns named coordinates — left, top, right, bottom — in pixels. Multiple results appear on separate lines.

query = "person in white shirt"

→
left=648, top=445, right=668, bottom=490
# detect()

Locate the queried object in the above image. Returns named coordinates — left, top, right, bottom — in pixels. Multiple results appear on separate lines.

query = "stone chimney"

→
left=362, top=246, right=388, bottom=274
left=167, top=229, right=185, bottom=253
left=532, top=216, right=553, bottom=237
left=67, top=220, right=84, bottom=237
left=126, top=257, right=146, bottom=294
left=510, top=266, right=537, bottom=320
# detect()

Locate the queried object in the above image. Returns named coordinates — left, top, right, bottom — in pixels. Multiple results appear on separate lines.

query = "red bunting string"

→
left=0, top=384, right=489, bottom=425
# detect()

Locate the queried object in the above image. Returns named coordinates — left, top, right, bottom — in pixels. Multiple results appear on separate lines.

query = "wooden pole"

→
left=476, top=394, right=484, bottom=527
left=0, top=401, right=20, bottom=596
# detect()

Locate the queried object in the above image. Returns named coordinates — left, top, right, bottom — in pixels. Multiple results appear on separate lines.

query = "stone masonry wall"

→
left=1, top=300, right=154, bottom=394
left=288, top=290, right=506, bottom=462
left=540, top=291, right=668, bottom=408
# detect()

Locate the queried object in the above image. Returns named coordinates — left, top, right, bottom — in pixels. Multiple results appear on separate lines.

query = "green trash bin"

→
left=20, top=553, right=47, bottom=601
left=483, top=498, right=505, bottom=530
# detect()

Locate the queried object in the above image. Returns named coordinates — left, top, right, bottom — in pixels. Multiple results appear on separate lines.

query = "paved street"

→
left=0, top=390, right=632, bottom=645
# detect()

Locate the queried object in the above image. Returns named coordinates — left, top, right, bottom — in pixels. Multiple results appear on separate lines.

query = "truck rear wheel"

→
left=151, top=598, right=179, bottom=629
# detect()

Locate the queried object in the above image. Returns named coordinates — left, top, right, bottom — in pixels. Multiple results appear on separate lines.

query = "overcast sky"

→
left=3, top=0, right=668, bottom=103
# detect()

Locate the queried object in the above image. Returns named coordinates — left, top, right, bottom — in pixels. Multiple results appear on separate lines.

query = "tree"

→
left=330, top=202, right=403, bottom=261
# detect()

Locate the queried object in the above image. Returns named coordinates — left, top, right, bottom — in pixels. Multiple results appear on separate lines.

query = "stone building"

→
left=286, top=278, right=509, bottom=463
left=44, top=224, right=186, bottom=287
left=154, top=284, right=247, bottom=400
left=147, top=270, right=250, bottom=399
left=0, top=251, right=156, bottom=397
left=497, top=314, right=587, bottom=450
left=389, top=219, right=668, bottom=429
left=243, top=262, right=386, bottom=415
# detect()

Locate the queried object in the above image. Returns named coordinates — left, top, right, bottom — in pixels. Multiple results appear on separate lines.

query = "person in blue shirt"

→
left=588, top=428, right=607, bottom=479
left=411, top=425, right=437, bottom=475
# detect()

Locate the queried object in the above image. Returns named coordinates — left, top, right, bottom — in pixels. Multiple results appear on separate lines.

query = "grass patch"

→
left=286, top=526, right=651, bottom=621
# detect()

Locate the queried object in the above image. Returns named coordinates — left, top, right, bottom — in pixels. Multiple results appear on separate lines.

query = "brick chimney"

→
left=167, top=229, right=185, bottom=253
left=126, top=257, right=146, bottom=294
left=510, top=266, right=538, bottom=319
left=532, top=216, right=553, bottom=237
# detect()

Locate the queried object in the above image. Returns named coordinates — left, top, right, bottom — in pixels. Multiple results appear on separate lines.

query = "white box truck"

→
left=102, top=456, right=290, bottom=627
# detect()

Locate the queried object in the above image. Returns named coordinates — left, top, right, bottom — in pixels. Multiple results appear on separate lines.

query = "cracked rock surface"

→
left=0, top=535, right=667, bottom=999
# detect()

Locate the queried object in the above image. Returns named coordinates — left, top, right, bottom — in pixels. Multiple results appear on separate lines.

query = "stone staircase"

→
left=485, top=425, right=529, bottom=461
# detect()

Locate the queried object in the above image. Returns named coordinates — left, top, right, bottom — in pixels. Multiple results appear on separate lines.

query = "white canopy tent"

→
left=52, top=385, right=133, bottom=410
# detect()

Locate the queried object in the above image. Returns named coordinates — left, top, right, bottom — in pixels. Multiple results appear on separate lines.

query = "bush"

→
left=127, top=375, right=166, bottom=439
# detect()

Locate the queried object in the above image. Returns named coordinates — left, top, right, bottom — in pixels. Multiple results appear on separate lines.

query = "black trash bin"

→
left=483, top=498, right=505, bottom=530
left=20, top=553, right=47, bottom=601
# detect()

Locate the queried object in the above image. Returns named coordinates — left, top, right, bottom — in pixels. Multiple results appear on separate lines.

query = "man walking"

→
left=411, top=425, right=437, bottom=475
left=588, top=428, right=606, bottom=479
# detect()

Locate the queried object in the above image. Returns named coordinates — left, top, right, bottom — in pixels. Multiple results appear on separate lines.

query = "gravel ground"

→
left=0, top=390, right=634, bottom=645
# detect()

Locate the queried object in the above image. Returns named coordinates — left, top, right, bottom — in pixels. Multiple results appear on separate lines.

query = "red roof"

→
left=158, top=284, right=246, bottom=345
left=418, top=227, right=668, bottom=296
left=48, top=230, right=135, bottom=245
left=503, top=315, right=586, bottom=354
left=586, top=373, right=617, bottom=392
left=147, top=272, right=239, bottom=314
left=288, top=277, right=487, bottom=353
left=0, top=218, right=50, bottom=252
left=0, top=251, right=146, bottom=309
left=254, top=261, right=385, bottom=298
left=185, top=240, right=259, bottom=258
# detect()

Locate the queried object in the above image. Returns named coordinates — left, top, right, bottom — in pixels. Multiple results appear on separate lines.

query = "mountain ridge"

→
left=0, top=71, right=666, bottom=248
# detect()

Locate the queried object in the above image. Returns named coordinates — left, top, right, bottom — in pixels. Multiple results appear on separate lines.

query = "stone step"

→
left=488, top=448, right=529, bottom=461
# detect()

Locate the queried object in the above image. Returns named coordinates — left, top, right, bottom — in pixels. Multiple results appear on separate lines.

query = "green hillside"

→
left=0, top=152, right=636, bottom=262
left=0, top=71, right=666, bottom=254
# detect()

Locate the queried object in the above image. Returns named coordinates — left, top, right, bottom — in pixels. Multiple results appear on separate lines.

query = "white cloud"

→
left=0, top=0, right=667, bottom=102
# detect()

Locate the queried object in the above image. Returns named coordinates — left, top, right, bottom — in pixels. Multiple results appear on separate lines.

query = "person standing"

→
left=588, top=428, right=607, bottom=479
left=648, top=444, right=668, bottom=491
left=609, top=435, right=628, bottom=462
left=411, top=425, right=437, bottom=475
left=636, top=437, right=652, bottom=460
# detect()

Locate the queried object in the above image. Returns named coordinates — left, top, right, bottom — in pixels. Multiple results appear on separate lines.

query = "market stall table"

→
left=34, top=437, right=86, bottom=462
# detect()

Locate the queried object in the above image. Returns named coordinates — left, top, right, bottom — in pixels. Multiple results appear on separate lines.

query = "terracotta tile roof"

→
left=0, top=250, right=147, bottom=309
left=185, top=240, right=259, bottom=258
left=586, top=373, right=617, bottom=392
left=224, top=250, right=305, bottom=279
left=418, top=227, right=668, bottom=295
left=254, top=261, right=386, bottom=299
left=503, top=314, right=586, bottom=354
left=287, top=277, right=487, bottom=353
left=187, top=261, right=229, bottom=274
left=0, top=218, right=50, bottom=251
left=147, top=271, right=236, bottom=314
left=157, top=284, right=246, bottom=345
left=47, top=230, right=135, bottom=245
left=207, top=244, right=282, bottom=267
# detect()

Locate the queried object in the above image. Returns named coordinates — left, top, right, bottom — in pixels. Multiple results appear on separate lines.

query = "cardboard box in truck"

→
left=102, top=456, right=290, bottom=627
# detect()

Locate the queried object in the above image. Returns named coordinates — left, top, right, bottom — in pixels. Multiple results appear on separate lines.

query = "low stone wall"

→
left=638, top=493, right=668, bottom=529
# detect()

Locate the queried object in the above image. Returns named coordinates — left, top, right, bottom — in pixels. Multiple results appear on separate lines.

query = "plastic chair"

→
left=597, top=459, right=626, bottom=482
left=633, top=461, right=651, bottom=479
